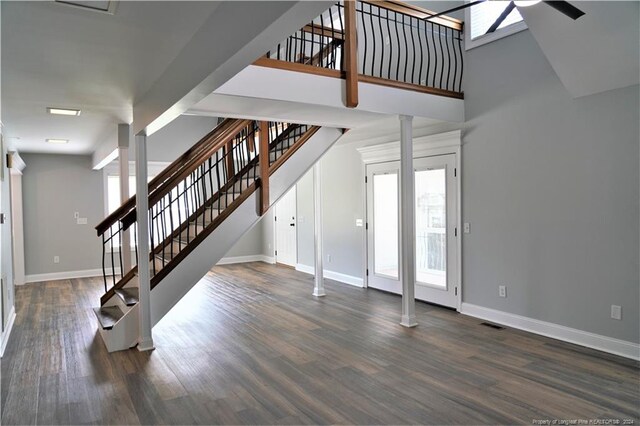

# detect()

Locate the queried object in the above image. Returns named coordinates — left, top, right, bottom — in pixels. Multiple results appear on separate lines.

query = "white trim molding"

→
left=216, top=255, right=274, bottom=265
left=357, top=130, right=462, bottom=165
left=24, top=268, right=114, bottom=284
left=296, top=264, right=364, bottom=288
left=1, top=306, right=16, bottom=357
left=461, top=303, right=640, bottom=361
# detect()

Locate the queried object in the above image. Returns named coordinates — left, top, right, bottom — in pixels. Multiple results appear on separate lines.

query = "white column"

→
left=312, top=162, right=325, bottom=297
left=118, top=124, right=132, bottom=274
left=399, top=115, right=417, bottom=327
left=135, top=132, right=154, bottom=351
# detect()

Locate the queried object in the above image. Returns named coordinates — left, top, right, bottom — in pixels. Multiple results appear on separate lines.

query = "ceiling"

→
left=1, top=1, right=220, bottom=154
left=518, top=1, right=639, bottom=98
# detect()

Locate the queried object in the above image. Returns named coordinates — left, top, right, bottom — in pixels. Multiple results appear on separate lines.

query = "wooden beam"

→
left=253, top=57, right=344, bottom=79
left=258, top=121, right=270, bottom=215
left=225, top=140, right=235, bottom=180
left=344, top=0, right=359, bottom=108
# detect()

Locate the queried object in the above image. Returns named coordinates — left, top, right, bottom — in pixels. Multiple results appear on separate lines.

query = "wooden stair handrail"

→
left=96, top=118, right=251, bottom=235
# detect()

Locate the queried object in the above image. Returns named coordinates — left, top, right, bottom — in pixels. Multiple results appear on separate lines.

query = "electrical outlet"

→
left=356, top=219, right=364, bottom=227
left=77, top=217, right=88, bottom=225
left=464, top=222, right=471, bottom=234
left=54, top=256, right=60, bottom=264
left=74, top=211, right=80, bottom=219
left=611, top=305, right=622, bottom=320
left=498, top=285, right=507, bottom=298
left=327, top=254, right=332, bottom=263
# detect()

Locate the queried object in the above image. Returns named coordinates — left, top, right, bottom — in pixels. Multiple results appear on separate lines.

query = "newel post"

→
left=259, top=121, right=270, bottom=215
left=344, top=0, right=359, bottom=108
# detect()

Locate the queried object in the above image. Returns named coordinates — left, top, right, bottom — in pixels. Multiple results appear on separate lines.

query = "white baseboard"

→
left=24, top=268, right=113, bottom=284
left=217, top=255, right=274, bottom=265
left=460, top=303, right=640, bottom=361
left=1, top=307, right=16, bottom=357
left=295, top=264, right=364, bottom=288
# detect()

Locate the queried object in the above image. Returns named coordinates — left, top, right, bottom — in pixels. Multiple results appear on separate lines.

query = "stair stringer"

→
left=100, top=127, right=342, bottom=351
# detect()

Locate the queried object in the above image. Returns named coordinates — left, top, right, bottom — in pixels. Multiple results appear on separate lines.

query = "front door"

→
left=413, top=154, right=458, bottom=308
left=366, top=154, right=458, bottom=309
left=275, top=186, right=297, bottom=267
left=366, top=162, right=401, bottom=293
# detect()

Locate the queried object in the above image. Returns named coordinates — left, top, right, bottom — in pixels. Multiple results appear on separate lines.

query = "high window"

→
left=465, top=1, right=528, bottom=49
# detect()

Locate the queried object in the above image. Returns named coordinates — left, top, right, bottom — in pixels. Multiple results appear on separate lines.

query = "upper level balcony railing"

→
left=258, top=0, right=464, bottom=100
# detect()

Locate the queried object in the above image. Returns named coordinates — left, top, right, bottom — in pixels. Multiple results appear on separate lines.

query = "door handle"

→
left=290, top=223, right=295, bottom=227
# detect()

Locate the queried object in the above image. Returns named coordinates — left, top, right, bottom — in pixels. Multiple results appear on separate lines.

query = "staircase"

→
left=95, top=118, right=342, bottom=352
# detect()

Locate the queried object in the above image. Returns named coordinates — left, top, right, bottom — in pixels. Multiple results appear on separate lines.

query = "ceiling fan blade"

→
left=485, top=1, right=516, bottom=34
left=543, top=1, right=585, bottom=20
left=424, top=0, right=486, bottom=22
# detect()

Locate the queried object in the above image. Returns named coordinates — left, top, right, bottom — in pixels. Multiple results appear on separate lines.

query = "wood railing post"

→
left=344, top=0, right=359, bottom=108
left=259, top=121, right=270, bottom=215
left=225, top=140, right=235, bottom=180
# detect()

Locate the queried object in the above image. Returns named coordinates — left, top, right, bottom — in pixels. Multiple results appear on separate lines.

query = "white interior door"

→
left=275, top=186, right=297, bottom=267
left=366, top=162, right=402, bottom=293
left=413, top=154, right=458, bottom=308
left=366, top=154, right=458, bottom=309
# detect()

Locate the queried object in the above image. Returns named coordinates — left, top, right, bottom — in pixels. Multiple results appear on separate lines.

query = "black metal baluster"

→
left=109, top=226, right=116, bottom=286
left=437, top=23, right=444, bottom=89
left=168, top=192, right=174, bottom=259
left=418, top=17, right=425, bottom=85
left=409, top=15, right=417, bottom=84
left=102, top=234, right=107, bottom=292
left=118, top=223, right=124, bottom=280
left=445, top=26, right=452, bottom=91
left=377, top=5, right=384, bottom=78
left=175, top=186, right=182, bottom=246
left=402, top=13, right=409, bottom=83
left=430, top=21, right=437, bottom=88
left=133, top=222, right=138, bottom=266
left=360, top=2, right=367, bottom=75
left=457, top=29, right=463, bottom=93
left=149, top=208, right=156, bottom=276
left=368, top=2, right=376, bottom=77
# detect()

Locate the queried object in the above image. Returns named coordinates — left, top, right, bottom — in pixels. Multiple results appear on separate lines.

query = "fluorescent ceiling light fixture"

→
left=47, top=107, right=81, bottom=116
left=46, top=139, right=69, bottom=144
left=514, top=1, right=541, bottom=7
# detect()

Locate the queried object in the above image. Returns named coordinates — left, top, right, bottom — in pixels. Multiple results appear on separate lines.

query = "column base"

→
left=137, top=338, right=155, bottom=352
left=312, top=289, right=326, bottom=297
left=400, top=315, right=418, bottom=328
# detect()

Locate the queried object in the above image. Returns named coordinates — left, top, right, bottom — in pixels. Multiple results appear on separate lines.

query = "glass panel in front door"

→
left=373, top=173, right=399, bottom=279
left=415, top=168, right=447, bottom=288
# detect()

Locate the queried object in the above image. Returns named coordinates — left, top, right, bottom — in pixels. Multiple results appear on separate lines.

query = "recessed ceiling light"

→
left=46, top=139, right=69, bottom=144
left=47, top=107, right=81, bottom=116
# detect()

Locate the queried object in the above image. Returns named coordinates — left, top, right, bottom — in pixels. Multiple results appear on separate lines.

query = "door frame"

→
left=357, top=130, right=462, bottom=311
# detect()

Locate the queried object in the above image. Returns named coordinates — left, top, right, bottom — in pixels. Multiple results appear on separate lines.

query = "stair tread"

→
left=115, top=287, right=139, bottom=306
left=93, top=306, right=124, bottom=330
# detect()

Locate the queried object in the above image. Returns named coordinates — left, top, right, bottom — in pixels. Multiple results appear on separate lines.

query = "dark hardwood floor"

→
left=1, top=262, right=638, bottom=425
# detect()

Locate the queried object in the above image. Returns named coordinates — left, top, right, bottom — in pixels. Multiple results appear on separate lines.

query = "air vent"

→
left=55, top=1, right=117, bottom=15
left=480, top=322, right=504, bottom=330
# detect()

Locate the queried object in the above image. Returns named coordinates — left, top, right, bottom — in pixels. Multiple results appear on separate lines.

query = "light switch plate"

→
left=463, top=222, right=470, bottom=234
left=356, top=219, right=364, bottom=227
left=611, top=305, right=622, bottom=320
